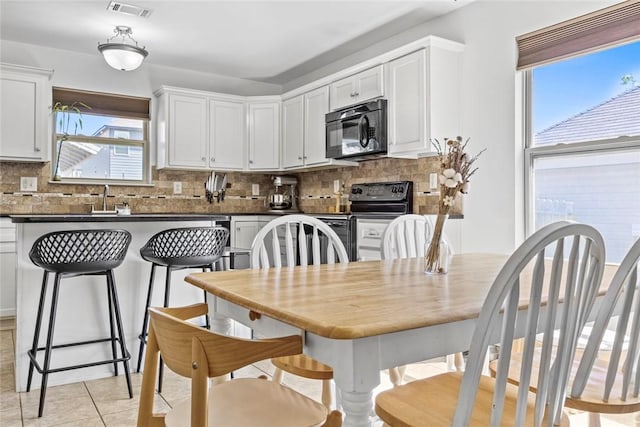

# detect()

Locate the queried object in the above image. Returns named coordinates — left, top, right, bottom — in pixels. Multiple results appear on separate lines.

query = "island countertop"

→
left=9, top=213, right=235, bottom=223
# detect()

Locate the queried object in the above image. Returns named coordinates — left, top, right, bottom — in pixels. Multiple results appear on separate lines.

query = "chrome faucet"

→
left=102, top=184, right=109, bottom=211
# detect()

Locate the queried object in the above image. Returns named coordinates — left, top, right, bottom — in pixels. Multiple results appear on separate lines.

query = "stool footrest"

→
left=28, top=338, right=131, bottom=374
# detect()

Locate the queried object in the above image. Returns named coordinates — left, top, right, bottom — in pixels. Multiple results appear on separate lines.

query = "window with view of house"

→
left=521, top=4, right=640, bottom=263
left=52, top=87, right=150, bottom=183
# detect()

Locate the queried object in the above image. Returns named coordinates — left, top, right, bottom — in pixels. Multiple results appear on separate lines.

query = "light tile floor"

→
left=0, top=317, right=636, bottom=426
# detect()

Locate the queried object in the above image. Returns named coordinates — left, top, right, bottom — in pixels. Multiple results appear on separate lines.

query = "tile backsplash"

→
left=0, top=157, right=462, bottom=215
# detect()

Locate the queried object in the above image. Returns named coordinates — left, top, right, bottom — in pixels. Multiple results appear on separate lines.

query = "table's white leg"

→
left=341, top=390, right=374, bottom=427
left=209, top=308, right=233, bottom=335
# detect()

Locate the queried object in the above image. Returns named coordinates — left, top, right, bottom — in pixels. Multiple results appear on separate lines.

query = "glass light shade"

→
left=98, top=43, right=148, bottom=71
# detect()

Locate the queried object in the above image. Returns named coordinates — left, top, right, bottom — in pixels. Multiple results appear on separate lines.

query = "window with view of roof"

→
left=520, top=2, right=640, bottom=263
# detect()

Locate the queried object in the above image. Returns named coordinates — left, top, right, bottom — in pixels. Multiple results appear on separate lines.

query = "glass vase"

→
left=424, top=214, right=451, bottom=275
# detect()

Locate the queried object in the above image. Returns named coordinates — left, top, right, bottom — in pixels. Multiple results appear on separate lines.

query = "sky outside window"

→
left=533, top=40, right=640, bottom=134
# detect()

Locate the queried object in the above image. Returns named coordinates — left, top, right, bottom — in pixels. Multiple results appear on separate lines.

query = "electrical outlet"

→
left=20, top=177, right=37, bottom=192
left=173, top=181, right=182, bottom=194
left=429, top=173, right=438, bottom=190
left=252, top=184, right=260, bottom=196
left=333, top=179, right=341, bottom=193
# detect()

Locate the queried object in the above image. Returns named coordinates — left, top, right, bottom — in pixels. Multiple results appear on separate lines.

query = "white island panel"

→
left=15, top=219, right=214, bottom=391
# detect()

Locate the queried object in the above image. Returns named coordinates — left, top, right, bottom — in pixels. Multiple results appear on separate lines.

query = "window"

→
left=522, top=6, right=640, bottom=263
left=52, top=87, right=150, bottom=183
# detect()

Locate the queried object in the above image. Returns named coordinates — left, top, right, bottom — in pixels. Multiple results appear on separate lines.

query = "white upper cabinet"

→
left=386, top=41, right=464, bottom=157
left=303, top=86, right=330, bottom=166
left=282, top=86, right=334, bottom=169
left=330, top=65, right=383, bottom=111
left=156, top=87, right=245, bottom=170
left=210, top=99, right=245, bottom=170
left=0, top=64, right=52, bottom=162
left=248, top=99, right=280, bottom=170
left=281, top=95, right=304, bottom=168
left=167, top=93, right=208, bottom=168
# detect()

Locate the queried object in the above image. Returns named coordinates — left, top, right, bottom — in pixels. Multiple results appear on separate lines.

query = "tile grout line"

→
left=82, top=381, right=107, bottom=426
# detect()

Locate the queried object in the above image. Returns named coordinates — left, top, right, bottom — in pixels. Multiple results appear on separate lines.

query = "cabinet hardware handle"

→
left=298, top=156, right=302, bottom=160
left=249, top=310, right=261, bottom=321
left=353, top=92, right=359, bottom=97
left=211, top=157, right=215, bottom=162
left=201, top=157, right=206, bottom=161
left=34, top=147, right=41, bottom=152
left=249, top=160, right=253, bottom=164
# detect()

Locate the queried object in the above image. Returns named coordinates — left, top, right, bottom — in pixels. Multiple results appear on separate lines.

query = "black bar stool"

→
left=27, top=229, right=133, bottom=418
left=135, top=226, right=229, bottom=391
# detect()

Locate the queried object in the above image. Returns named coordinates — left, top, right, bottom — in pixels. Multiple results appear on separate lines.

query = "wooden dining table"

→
left=185, top=253, right=614, bottom=427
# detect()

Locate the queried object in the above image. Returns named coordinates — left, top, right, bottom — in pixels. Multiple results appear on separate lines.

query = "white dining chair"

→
left=375, top=221, right=606, bottom=426
left=567, top=237, right=640, bottom=424
left=380, top=214, right=463, bottom=385
left=488, top=237, right=640, bottom=427
left=250, top=214, right=349, bottom=410
left=381, top=214, right=440, bottom=260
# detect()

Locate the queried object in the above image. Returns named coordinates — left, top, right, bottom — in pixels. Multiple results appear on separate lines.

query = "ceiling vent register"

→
left=107, top=1, right=152, bottom=18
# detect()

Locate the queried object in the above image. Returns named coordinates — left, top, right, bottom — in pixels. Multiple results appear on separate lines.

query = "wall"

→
left=286, top=0, right=615, bottom=254
left=0, top=162, right=271, bottom=214
left=0, top=156, right=453, bottom=216
left=1, top=1, right=617, bottom=253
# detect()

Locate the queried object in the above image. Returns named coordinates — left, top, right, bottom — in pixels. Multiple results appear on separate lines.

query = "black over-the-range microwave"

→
left=325, top=98, right=387, bottom=161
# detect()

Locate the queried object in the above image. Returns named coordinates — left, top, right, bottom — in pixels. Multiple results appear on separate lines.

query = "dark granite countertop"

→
left=9, top=212, right=463, bottom=223
left=9, top=213, right=234, bottom=223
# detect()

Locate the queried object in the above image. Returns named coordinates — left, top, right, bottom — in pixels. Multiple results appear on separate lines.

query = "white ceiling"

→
left=0, top=0, right=470, bottom=85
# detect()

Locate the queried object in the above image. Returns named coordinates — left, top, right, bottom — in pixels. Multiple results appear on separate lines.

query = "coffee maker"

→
left=268, top=175, right=300, bottom=213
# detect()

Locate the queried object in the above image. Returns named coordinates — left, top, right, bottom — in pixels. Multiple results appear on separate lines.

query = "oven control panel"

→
left=349, top=181, right=412, bottom=202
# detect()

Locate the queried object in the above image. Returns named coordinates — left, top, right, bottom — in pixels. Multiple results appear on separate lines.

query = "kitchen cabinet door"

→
left=168, top=93, right=208, bottom=168
left=0, top=218, right=16, bottom=317
left=248, top=101, right=280, bottom=170
left=386, top=46, right=462, bottom=157
left=231, top=217, right=272, bottom=251
left=210, top=99, right=245, bottom=170
left=386, top=50, right=427, bottom=154
left=281, top=95, right=304, bottom=168
left=0, top=64, right=52, bottom=162
left=330, top=65, right=383, bottom=111
left=303, top=86, right=330, bottom=166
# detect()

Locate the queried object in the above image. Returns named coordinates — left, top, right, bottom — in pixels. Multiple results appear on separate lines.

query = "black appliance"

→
left=309, top=214, right=357, bottom=262
left=348, top=181, right=413, bottom=261
left=349, top=181, right=413, bottom=218
left=325, top=99, right=387, bottom=161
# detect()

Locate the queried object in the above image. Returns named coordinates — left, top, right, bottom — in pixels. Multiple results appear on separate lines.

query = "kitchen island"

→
left=11, top=214, right=233, bottom=391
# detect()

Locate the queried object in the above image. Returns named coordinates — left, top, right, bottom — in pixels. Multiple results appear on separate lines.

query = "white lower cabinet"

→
left=356, top=215, right=463, bottom=261
left=231, top=216, right=273, bottom=251
left=0, top=218, right=16, bottom=317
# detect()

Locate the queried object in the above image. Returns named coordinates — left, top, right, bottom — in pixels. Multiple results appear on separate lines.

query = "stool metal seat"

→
left=27, top=229, right=133, bottom=418
left=135, top=226, right=229, bottom=391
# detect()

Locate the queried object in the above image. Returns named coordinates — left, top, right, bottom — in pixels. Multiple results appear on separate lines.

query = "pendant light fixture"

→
left=98, top=26, right=148, bottom=71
